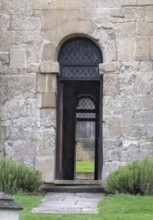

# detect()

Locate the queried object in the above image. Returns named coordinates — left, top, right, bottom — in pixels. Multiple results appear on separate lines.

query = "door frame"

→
left=55, top=78, right=103, bottom=180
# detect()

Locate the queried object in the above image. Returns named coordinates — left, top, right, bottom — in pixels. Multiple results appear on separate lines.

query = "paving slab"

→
left=32, top=193, right=105, bottom=214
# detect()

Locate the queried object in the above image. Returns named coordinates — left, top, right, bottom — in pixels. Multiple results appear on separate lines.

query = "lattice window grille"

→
left=59, top=38, right=102, bottom=80
left=77, top=98, right=95, bottom=110
left=76, top=98, right=96, bottom=120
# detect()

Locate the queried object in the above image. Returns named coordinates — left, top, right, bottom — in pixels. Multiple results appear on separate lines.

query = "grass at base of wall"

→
left=13, top=193, right=153, bottom=220
left=76, top=161, right=94, bottom=172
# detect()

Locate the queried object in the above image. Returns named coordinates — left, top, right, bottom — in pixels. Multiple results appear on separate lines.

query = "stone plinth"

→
left=0, top=193, right=22, bottom=220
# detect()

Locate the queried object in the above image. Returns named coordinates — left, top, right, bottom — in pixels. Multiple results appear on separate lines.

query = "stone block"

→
left=42, top=43, right=56, bottom=61
left=135, top=38, right=150, bottom=61
left=47, top=74, right=57, bottom=93
left=11, top=118, right=36, bottom=141
left=27, top=63, right=40, bottom=73
left=103, top=94, right=142, bottom=113
left=117, top=38, right=135, bottom=61
left=102, top=40, right=117, bottom=62
left=114, top=0, right=136, bottom=6
left=139, top=61, right=153, bottom=72
left=137, top=22, right=153, bottom=36
left=0, top=14, right=10, bottom=28
left=31, top=0, right=69, bottom=9
left=119, top=72, right=136, bottom=89
left=35, top=155, right=55, bottom=182
left=96, top=0, right=114, bottom=8
left=0, top=65, right=28, bottom=76
left=0, top=120, right=11, bottom=127
left=134, top=8, right=145, bottom=21
left=122, top=140, right=139, bottom=151
left=10, top=49, right=26, bottom=67
left=36, top=128, right=55, bottom=156
left=42, top=93, right=56, bottom=108
left=140, top=142, right=153, bottom=150
left=0, top=0, right=13, bottom=14
left=151, top=38, right=153, bottom=60
left=103, top=73, right=119, bottom=96
left=37, top=93, right=42, bottom=108
left=110, top=8, right=124, bottom=18
left=1, top=0, right=33, bottom=15
left=26, top=39, right=43, bottom=64
left=120, top=150, right=150, bottom=162
left=143, top=95, right=153, bottom=111
left=26, top=99, right=37, bottom=117
left=40, top=109, right=56, bottom=128
left=37, top=74, right=47, bottom=93
left=102, top=161, right=123, bottom=178
left=147, top=126, right=153, bottom=139
left=111, top=8, right=137, bottom=23
left=104, top=149, right=121, bottom=162
left=120, top=71, right=153, bottom=95
left=120, top=61, right=139, bottom=74
left=99, top=62, right=120, bottom=74
left=145, top=8, right=153, bottom=21
left=122, top=111, right=135, bottom=125
left=33, top=9, right=42, bottom=17
left=40, top=61, right=59, bottom=74
left=68, top=0, right=97, bottom=9
left=0, top=30, right=16, bottom=45
left=42, top=18, right=92, bottom=45
left=0, top=74, right=36, bottom=100
left=4, top=140, right=37, bottom=167
left=137, top=0, right=153, bottom=5
left=114, top=23, right=136, bottom=38
left=122, top=124, right=147, bottom=139
left=1, top=99, right=27, bottom=120
left=0, top=210, right=19, bottom=220
left=14, top=30, right=41, bottom=44
left=103, top=116, right=123, bottom=139
left=32, top=0, right=96, bottom=10
left=134, top=111, right=153, bottom=125
left=91, top=10, right=112, bottom=28
left=41, top=9, right=84, bottom=30
left=42, top=128, right=55, bottom=153
left=11, top=16, right=41, bottom=31
left=0, top=140, right=4, bottom=156
left=103, top=139, right=122, bottom=150
left=0, top=52, right=9, bottom=64
left=0, top=127, right=6, bottom=140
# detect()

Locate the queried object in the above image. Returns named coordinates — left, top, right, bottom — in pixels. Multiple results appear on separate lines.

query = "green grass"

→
left=76, top=161, right=94, bottom=172
left=13, top=193, right=153, bottom=220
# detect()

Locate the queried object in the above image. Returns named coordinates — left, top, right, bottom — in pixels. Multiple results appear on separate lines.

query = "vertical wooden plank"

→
left=59, top=83, right=64, bottom=179
left=98, top=77, right=103, bottom=180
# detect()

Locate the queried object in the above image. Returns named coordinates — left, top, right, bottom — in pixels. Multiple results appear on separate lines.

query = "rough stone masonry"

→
left=0, top=0, right=153, bottom=182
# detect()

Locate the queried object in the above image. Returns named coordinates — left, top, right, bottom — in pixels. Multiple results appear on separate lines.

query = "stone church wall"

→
left=0, top=0, right=153, bottom=182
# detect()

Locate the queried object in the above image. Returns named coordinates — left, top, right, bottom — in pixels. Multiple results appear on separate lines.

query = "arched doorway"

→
left=56, top=37, right=103, bottom=180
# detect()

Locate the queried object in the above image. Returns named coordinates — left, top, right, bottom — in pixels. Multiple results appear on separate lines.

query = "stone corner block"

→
left=35, top=156, right=54, bottom=183
left=10, top=49, right=26, bottom=67
left=99, top=62, right=120, bottom=75
left=37, top=92, right=56, bottom=108
left=40, top=61, right=59, bottom=74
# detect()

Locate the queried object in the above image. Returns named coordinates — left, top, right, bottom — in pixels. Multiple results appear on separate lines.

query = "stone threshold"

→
left=54, top=180, right=103, bottom=185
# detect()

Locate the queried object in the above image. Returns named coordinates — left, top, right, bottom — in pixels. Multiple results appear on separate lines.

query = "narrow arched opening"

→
left=56, top=37, right=103, bottom=180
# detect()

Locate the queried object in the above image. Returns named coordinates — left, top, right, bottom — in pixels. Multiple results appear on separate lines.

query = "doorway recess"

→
left=56, top=37, right=103, bottom=181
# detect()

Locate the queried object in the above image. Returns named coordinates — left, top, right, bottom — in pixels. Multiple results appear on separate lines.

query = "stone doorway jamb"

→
left=35, top=61, right=59, bottom=183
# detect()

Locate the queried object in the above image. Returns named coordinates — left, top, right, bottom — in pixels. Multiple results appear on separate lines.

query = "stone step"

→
left=53, top=180, right=103, bottom=185
left=43, top=184, right=104, bottom=193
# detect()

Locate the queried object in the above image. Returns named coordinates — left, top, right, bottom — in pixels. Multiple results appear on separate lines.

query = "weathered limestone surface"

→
left=0, top=0, right=153, bottom=182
